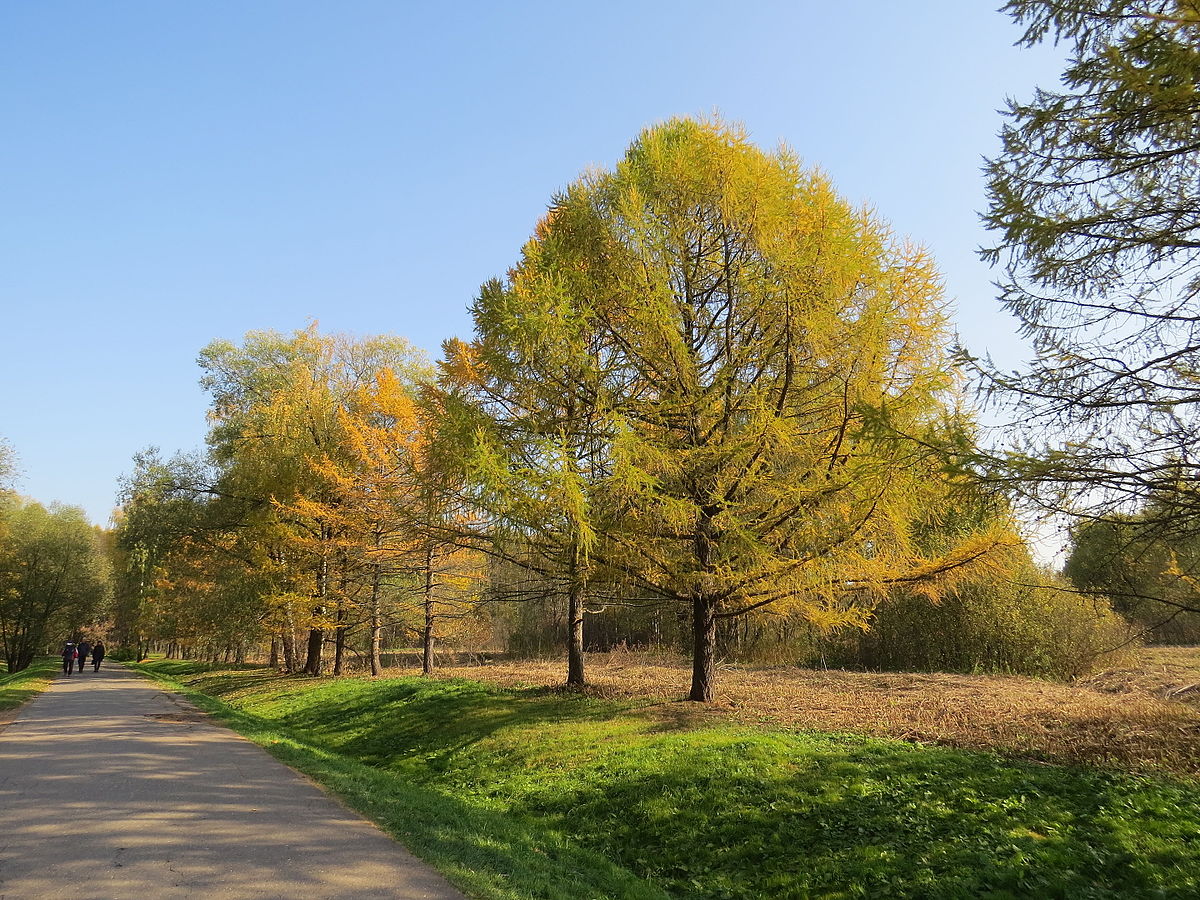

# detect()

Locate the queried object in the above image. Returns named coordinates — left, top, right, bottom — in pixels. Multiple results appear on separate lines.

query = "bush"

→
left=818, top=565, right=1135, bottom=679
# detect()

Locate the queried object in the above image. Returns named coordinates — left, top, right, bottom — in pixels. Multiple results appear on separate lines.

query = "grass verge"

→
left=0, top=657, right=58, bottom=717
left=135, top=660, right=1200, bottom=899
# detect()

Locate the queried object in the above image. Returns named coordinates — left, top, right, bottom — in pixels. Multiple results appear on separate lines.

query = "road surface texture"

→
left=0, top=663, right=466, bottom=899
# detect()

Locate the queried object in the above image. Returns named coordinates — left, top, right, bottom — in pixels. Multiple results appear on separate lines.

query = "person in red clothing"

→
left=61, top=642, right=76, bottom=677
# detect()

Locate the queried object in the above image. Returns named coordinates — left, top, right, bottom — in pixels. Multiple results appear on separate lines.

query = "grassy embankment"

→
left=430, top=651, right=1200, bottom=777
left=0, top=657, right=59, bottom=719
left=135, top=658, right=1200, bottom=900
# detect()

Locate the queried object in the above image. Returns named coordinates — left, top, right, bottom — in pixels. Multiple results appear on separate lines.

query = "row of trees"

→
left=114, top=330, right=484, bottom=680
left=114, top=119, right=1089, bottom=701
left=0, top=442, right=112, bottom=672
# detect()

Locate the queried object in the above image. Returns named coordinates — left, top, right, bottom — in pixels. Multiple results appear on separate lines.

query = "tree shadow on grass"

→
left=510, top=730, right=1200, bottom=898
left=159, top=666, right=1200, bottom=898
left=189, top=695, right=668, bottom=900
left=178, top=669, right=643, bottom=774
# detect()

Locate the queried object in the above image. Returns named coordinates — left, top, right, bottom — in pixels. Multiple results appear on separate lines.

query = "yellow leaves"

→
left=804, top=602, right=873, bottom=635
left=916, top=528, right=1024, bottom=592
left=439, top=338, right=482, bottom=388
left=458, top=117, right=1018, bottom=645
left=1164, top=552, right=1200, bottom=596
left=264, top=591, right=331, bottom=627
left=337, top=369, right=422, bottom=479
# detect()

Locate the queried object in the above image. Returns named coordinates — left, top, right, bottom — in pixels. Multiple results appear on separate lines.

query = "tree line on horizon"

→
left=0, top=440, right=112, bottom=672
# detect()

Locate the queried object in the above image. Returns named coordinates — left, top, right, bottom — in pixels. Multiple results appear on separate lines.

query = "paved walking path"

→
left=0, top=663, right=466, bottom=899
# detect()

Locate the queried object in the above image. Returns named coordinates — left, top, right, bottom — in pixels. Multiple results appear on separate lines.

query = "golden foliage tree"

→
left=470, top=118, right=1017, bottom=700
left=198, top=325, right=427, bottom=674
left=292, top=369, right=480, bottom=676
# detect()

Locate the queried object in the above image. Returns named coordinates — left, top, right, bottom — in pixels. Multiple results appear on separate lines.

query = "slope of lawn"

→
left=435, top=653, right=1200, bottom=777
left=0, top=657, right=59, bottom=716
left=136, top=660, right=1200, bottom=900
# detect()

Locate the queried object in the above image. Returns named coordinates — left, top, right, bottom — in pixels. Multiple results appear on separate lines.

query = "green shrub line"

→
left=0, top=657, right=59, bottom=714
left=134, top=661, right=1200, bottom=899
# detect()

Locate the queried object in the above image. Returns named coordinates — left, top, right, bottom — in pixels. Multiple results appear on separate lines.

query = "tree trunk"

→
left=281, top=628, right=295, bottom=674
left=370, top=562, right=382, bottom=677
left=304, top=523, right=330, bottom=676
left=566, top=547, right=586, bottom=688
left=333, top=606, right=345, bottom=677
left=333, top=554, right=349, bottom=676
left=689, top=509, right=719, bottom=702
left=303, top=627, right=324, bottom=676
left=422, top=545, right=435, bottom=677
left=269, top=636, right=279, bottom=670
left=689, top=594, right=717, bottom=702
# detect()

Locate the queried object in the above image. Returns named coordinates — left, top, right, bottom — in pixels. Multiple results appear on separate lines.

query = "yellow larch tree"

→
left=471, top=118, right=1019, bottom=701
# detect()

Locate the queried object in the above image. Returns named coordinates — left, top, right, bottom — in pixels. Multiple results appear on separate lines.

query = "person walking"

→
left=77, top=640, right=91, bottom=673
left=61, top=642, right=76, bottom=677
left=91, top=641, right=105, bottom=672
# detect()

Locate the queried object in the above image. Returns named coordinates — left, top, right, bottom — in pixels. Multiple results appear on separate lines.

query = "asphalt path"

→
left=0, top=662, right=465, bottom=899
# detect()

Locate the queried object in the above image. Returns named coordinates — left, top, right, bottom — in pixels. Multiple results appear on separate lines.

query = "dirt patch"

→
left=424, top=649, right=1200, bottom=778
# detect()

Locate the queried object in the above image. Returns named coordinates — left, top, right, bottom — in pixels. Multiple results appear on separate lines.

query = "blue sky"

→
left=1, top=2, right=1065, bottom=526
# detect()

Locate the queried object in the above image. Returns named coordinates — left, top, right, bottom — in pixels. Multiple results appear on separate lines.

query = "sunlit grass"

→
left=137, top=660, right=1200, bottom=899
left=0, top=657, right=58, bottom=713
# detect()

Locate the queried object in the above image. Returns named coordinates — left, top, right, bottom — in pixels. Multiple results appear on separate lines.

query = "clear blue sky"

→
left=1, top=1, right=1065, bottom=526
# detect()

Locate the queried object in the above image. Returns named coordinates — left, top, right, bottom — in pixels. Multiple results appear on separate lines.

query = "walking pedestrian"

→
left=77, top=640, right=91, bottom=673
left=91, top=641, right=105, bottom=672
left=61, top=642, right=76, bottom=677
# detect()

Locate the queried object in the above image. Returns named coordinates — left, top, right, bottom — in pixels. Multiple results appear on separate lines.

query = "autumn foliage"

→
left=112, top=120, right=1125, bottom=699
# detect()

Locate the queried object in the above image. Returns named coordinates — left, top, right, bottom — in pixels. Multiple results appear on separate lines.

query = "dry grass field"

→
left=432, top=646, right=1200, bottom=778
left=1084, top=646, right=1200, bottom=703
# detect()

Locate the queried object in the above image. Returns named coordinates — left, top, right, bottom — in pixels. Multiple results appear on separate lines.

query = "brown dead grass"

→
left=427, top=647, right=1200, bottom=778
left=1082, top=646, right=1200, bottom=705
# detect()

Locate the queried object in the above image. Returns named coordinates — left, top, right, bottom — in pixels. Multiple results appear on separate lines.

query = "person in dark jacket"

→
left=77, top=640, right=91, bottom=673
left=61, top=642, right=76, bottom=677
left=91, top=641, right=106, bottom=672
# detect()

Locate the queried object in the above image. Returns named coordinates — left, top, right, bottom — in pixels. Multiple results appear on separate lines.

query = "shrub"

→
left=818, top=565, right=1135, bottom=679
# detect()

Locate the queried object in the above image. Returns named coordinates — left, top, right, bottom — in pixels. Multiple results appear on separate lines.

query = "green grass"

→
left=0, top=657, right=58, bottom=712
left=135, top=660, right=1200, bottom=899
